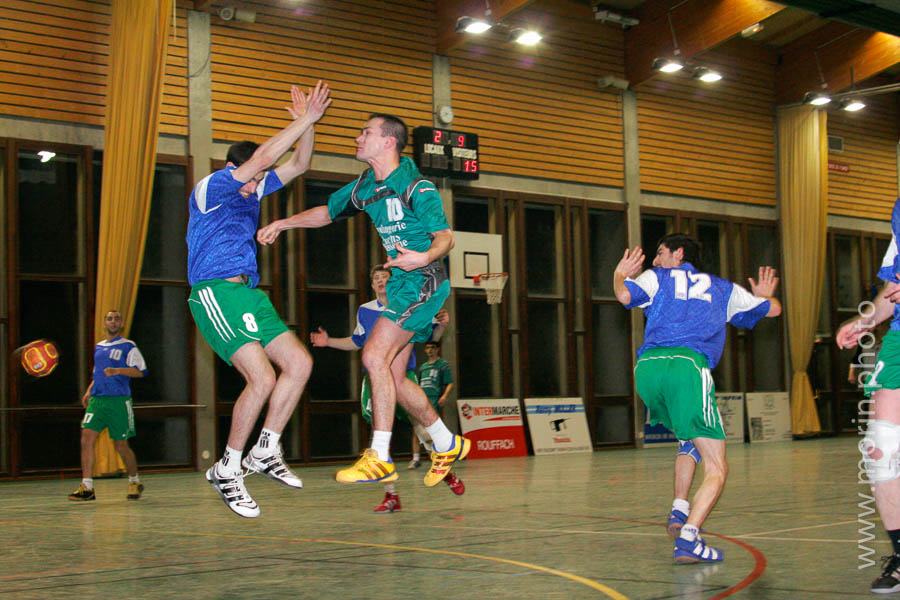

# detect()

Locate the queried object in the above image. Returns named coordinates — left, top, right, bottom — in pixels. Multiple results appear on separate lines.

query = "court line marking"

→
left=0, top=521, right=629, bottom=600
left=735, top=520, right=857, bottom=537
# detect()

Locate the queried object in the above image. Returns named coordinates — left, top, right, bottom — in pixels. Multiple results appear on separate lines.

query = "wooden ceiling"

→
left=434, top=0, right=900, bottom=105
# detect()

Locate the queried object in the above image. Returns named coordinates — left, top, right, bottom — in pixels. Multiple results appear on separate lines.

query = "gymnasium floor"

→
left=0, top=437, right=880, bottom=599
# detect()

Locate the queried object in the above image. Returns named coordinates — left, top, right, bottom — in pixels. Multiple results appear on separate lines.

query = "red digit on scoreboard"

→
left=464, top=159, right=478, bottom=172
left=433, top=130, right=443, bottom=144
left=457, top=134, right=465, bottom=146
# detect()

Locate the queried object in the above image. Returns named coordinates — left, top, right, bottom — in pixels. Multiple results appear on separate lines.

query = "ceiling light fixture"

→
left=741, top=23, right=763, bottom=37
left=652, top=57, right=684, bottom=73
left=693, top=67, right=722, bottom=83
left=456, top=16, right=492, bottom=34
left=804, top=91, right=832, bottom=106
left=509, top=28, right=542, bottom=45
left=840, top=98, right=865, bottom=112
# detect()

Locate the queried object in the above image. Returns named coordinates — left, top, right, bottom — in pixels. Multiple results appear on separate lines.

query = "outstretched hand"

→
left=748, top=266, right=779, bottom=298
left=615, top=246, right=645, bottom=279
left=290, top=80, right=331, bottom=124
left=384, top=245, right=429, bottom=272
left=285, top=85, right=308, bottom=120
left=310, top=326, right=329, bottom=347
left=257, top=220, right=285, bottom=246
left=434, top=308, right=450, bottom=326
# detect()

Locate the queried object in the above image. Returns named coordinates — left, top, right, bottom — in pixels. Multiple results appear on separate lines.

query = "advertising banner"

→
left=524, top=397, right=592, bottom=455
left=643, top=405, right=678, bottom=446
left=716, top=393, right=745, bottom=443
left=456, top=398, right=528, bottom=459
left=745, top=392, right=792, bottom=443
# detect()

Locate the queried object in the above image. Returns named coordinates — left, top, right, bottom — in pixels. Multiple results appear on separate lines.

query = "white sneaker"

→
left=242, top=449, right=303, bottom=489
left=205, top=464, right=259, bottom=518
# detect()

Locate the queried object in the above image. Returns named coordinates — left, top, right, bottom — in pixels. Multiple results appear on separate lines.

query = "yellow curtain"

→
left=92, top=0, right=172, bottom=475
left=777, top=105, right=826, bottom=435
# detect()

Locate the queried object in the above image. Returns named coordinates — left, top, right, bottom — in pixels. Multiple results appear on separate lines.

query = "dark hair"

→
left=425, top=340, right=440, bottom=348
left=370, top=265, right=390, bottom=280
left=657, top=233, right=701, bottom=267
left=226, top=141, right=259, bottom=167
left=369, top=113, right=408, bottom=155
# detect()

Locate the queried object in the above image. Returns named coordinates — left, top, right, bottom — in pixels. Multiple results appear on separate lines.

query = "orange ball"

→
left=20, top=340, right=59, bottom=377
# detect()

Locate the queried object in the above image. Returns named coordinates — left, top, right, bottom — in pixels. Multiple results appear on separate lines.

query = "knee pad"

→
left=677, top=439, right=702, bottom=465
left=860, top=419, right=900, bottom=483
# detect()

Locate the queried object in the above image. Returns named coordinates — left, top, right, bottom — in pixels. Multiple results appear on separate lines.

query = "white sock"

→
left=219, top=445, right=243, bottom=474
left=128, top=474, right=140, bottom=483
left=426, top=420, right=454, bottom=452
left=372, top=430, right=392, bottom=462
left=412, top=453, right=420, bottom=462
left=253, top=428, right=281, bottom=455
left=384, top=483, right=396, bottom=494
left=680, top=524, right=700, bottom=542
left=673, top=498, right=690, bottom=514
left=82, top=478, right=93, bottom=490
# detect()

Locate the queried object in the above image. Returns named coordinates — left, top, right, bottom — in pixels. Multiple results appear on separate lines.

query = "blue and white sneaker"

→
left=677, top=439, right=702, bottom=464
left=674, top=537, right=723, bottom=564
left=667, top=509, right=688, bottom=538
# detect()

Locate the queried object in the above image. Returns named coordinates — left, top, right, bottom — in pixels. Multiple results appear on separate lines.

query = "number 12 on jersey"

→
left=670, top=270, right=712, bottom=302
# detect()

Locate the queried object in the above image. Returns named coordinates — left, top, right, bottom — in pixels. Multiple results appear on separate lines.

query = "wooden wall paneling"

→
left=208, top=0, right=436, bottom=149
left=448, top=0, right=625, bottom=186
left=827, top=92, right=899, bottom=221
left=636, top=38, right=777, bottom=206
left=0, top=0, right=189, bottom=135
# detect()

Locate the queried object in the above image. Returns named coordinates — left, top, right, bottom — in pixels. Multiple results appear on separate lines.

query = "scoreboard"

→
left=412, top=126, right=479, bottom=180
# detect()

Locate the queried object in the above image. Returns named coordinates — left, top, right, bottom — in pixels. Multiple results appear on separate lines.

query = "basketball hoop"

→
left=473, top=272, right=508, bottom=304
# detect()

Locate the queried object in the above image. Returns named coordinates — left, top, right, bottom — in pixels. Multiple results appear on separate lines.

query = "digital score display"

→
left=412, top=126, right=479, bottom=180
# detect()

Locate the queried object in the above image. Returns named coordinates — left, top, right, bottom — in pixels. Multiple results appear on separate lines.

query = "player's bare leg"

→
left=228, top=342, right=277, bottom=451
left=863, top=388, right=900, bottom=592
left=79, top=427, right=100, bottom=480
left=260, top=331, right=313, bottom=431
left=673, top=437, right=726, bottom=564
left=205, top=341, right=275, bottom=518
left=114, top=439, right=143, bottom=500
left=69, top=428, right=100, bottom=501
left=240, top=331, right=311, bottom=490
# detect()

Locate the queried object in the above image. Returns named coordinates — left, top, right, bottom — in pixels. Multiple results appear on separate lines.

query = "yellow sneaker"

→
left=424, top=435, right=471, bottom=487
left=335, top=449, right=398, bottom=483
left=127, top=481, right=144, bottom=500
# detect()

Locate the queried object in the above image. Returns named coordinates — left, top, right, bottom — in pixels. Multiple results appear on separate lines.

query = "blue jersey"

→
left=186, top=166, right=284, bottom=288
left=876, top=197, right=900, bottom=331
left=625, top=262, right=770, bottom=368
left=92, top=336, right=147, bottom=397
left=350, top=298, right=440, bottom=371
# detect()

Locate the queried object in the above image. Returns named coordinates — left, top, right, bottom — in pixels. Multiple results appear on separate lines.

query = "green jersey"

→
left=327, top=157, right=449, bottom=257
left=418, top=358, right=453, bottom=400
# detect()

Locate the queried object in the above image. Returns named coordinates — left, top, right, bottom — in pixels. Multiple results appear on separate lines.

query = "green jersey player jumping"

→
left=257, top=113, right=470, bottom=487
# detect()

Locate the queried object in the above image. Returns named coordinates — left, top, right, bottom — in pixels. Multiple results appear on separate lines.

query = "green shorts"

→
left=864, top=330, right=900, bottom=396
left=188, top=279, right=289, bottom=365
left=360, top=371, right=417, bottom=424
left=634, top=347, right=725, bottom=440
left=383, top=263, right=450, bottom=343
left=82, top=395, right=135, bottom=440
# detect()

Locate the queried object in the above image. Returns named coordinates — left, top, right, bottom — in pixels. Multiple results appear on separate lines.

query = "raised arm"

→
left=748, top=266, right=782, bottom=317
left=384, top=229, right=455, bottom=272
left=613, top=246, right=645, bottom=306
left=273, top=85, right=320, bottom=184
left=232, top=81, right=331, bottom=183
left=257, top=205, right=333, bottom=246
